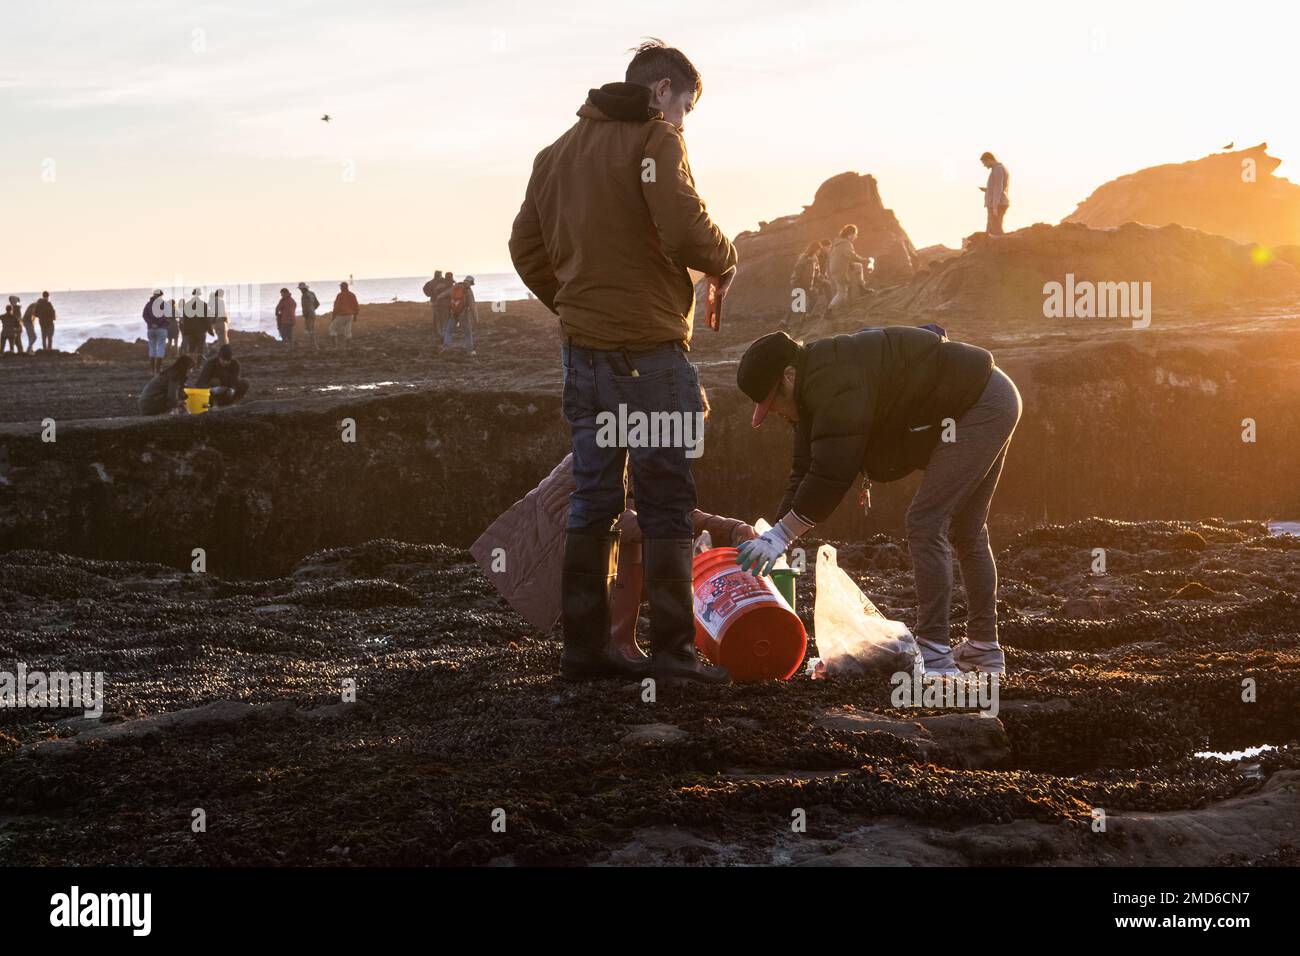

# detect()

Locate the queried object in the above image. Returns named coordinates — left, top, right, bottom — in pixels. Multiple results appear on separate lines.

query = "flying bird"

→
left=1222, top=141, right=1234, bottom=150
left=321, top=113, right=331, bottom=123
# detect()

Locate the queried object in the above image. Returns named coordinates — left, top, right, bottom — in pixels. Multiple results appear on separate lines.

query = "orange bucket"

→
left=692, top=547, right=807, bottom=682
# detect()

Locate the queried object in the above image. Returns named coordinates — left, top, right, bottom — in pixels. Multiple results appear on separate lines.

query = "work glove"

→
left=736, top=512, right=815, bottom=577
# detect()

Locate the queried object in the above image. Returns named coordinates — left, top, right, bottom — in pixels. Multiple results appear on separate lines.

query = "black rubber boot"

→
left=644, top=537, right=731, bottom=686
left=560, top=531, right=642, bottom=681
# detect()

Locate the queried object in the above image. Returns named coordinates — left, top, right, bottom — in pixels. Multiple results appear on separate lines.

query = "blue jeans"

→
left=562, top=341, right=703, bottom=539
left=443, top=311, right=474, bottom=350
left=147, top=327, right=167, bottom=358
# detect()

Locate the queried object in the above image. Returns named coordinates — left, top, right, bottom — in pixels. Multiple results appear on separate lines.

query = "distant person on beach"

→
left=33, top=292, right=56, bottom=351
left=182, top=288, right=210, bottom=358
left=508, top=38, right=737, bottom=685
left=275, top=287, right=297, bottom=351
left=1, top=304, right=20, bottom=353
left=828, top=225, right=873, bottom=312
left=143, top=289, right=171, bottom=374
left=195, top=344, right=249, bottom=406
left=298, top=282, right=320, bottom=350
left=138, top=354, right=194, bottom=416
left=431, top=271, right=454, bottom=341
left=736, top=327, right=1021, bottom=677
left=439, top=275, right=478, bottom=355
left=166, top=298, right=180, bottom=356
left=9, top=295, right=32, bottom=354
left=423, top=271, right=445, bottom=339
left=209, top=288, right=229, bottom=351
left=331, top=282, right=359, bottom=349
left=20, top=300, right=38, bottom=353
left=980, top=151, right=1010, bottom=236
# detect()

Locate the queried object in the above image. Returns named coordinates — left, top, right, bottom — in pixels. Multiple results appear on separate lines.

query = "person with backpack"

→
left=507, top=39, right=737, bottom=685
left=438, top=275, right=478, bottom=355
left=298, top=282, right=320, bottom=350
left=274, top=287, right=297, bottom=351
left=735, top=327, right=1021, bottom=677
left=331, top=281, right=359, bottom=349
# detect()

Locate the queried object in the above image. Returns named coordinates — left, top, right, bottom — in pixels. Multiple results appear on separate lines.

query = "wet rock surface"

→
left=1, top=519, right=1296, bottom=866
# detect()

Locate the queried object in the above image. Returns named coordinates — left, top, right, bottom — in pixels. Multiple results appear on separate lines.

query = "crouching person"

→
left=138, top=355, right=194, bottom=416
left=472, top=453, right=758, bottom=674
left=196, top=344, right=250, bottom=407
left=735, top=327, right=1021, bottom=676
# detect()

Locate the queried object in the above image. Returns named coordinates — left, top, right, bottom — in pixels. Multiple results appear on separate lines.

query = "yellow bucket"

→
left=184, top=387, right=211, bottom=415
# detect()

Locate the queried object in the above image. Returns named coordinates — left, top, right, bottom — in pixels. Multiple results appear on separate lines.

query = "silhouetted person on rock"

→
left=1, top=304, right=20, bottom=353
left=196, top=344, right=250, bottom=406
left=788, top=239, right=832, bottom=326
left=8, top=295, right=33, bottom=353
left=509, top=38, right=737, bottom=685
left=33, top=292, right=56, bottom=351
left=828, top=225, right=872, bottom=311
left=298, top=282, right=320, bottom=350
left=981, top=151, right=1010, bottom=236
left=138, top=354, right=194, bottom=416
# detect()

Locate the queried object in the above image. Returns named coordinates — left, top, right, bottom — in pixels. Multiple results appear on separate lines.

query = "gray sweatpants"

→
left=906, top=366, right=1022, bottom=647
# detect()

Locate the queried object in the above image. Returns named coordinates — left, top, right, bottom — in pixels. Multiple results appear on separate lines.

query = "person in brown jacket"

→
left=508, top=40, right=738, bottom=686
left=472, top=454, right=758, bottom=668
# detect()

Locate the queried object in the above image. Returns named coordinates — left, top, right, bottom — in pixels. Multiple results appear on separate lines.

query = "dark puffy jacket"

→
left=195, top=356, right=241, bottom=389
left=143, top=295, right=170, bottom=329
left=778, top=326, right=994, bottom=522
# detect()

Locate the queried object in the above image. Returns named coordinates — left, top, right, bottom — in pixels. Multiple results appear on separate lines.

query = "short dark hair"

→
left=626, top=38, right=701, bottom=101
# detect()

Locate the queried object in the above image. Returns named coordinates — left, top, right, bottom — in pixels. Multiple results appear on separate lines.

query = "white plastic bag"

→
left=810, top=544, right=920, bottom=677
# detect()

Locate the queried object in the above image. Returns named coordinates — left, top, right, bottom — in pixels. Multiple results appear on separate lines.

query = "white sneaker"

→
left=918, top=639, right=961, bottom=676
left=954, top=642, right=1006, bottom=675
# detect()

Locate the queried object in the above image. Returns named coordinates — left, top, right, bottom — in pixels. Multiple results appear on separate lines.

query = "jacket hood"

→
left=578, top=81, right=660, bottom=122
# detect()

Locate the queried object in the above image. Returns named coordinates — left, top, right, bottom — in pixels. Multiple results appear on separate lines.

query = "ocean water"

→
left=2, top=273, right=530, bottom=349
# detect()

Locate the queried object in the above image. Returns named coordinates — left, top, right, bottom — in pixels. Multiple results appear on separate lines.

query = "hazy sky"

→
left=3, top=0, right=1296, bottom=291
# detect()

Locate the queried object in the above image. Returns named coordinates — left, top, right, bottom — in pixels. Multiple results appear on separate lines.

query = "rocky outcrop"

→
left=1065, top=143, right=1300, bottom=248
left=714, top=172, right=918, bottom=325
left=825, top=220, right=1300, bottom=338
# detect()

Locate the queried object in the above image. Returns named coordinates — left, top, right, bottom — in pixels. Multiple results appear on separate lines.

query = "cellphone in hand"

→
left=705, top=275, right=722, bottom=331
